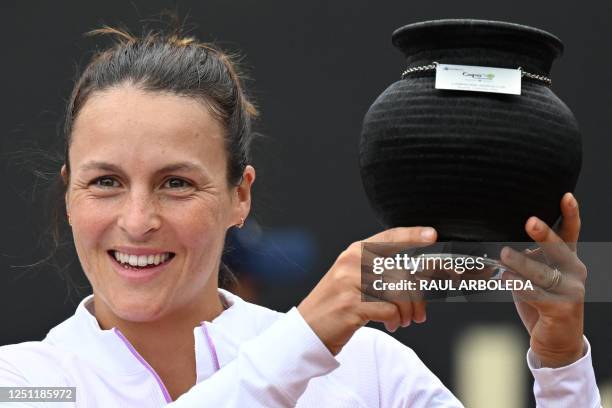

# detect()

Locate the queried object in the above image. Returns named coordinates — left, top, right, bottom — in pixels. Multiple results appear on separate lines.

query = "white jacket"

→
left=0, top=289, right=601, bottom=407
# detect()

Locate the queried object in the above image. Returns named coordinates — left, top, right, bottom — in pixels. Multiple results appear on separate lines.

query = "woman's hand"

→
left=298, top=227, right=437, bottom=355
left=500, top=193, right=586, bottom=368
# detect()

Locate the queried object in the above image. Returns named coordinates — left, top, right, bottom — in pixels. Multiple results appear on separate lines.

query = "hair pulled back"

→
left=57, top=23, right=258, bottom=290
left=64, top=25, right=258, bottom=184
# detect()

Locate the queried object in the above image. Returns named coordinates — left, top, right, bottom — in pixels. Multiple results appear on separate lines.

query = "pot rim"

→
left=392, top=19, right=563, bottom=59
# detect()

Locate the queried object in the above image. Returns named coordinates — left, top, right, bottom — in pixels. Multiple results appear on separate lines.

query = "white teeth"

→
left=129, top=255, right=138, bottom=266
left=137, top=255, right=148, bottom=267
left=113, top=251, right=172, bottom=267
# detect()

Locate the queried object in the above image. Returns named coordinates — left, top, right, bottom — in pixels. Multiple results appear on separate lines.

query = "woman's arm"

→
left=528, top=336, right=601, bottom=407
left=371, top=329, right=600, bottom=407
left=169, top=307, right=339, bottom=407
left=500, top=193, right=602, bottom=407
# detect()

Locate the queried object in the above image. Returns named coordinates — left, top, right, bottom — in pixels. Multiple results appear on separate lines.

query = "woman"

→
left=0, top=27, right=601, bottom=407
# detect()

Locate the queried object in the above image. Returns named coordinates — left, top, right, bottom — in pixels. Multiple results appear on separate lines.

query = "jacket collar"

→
left=43, top=289, right=281, bottom=375
left=203, top=289, right=282, bottom=369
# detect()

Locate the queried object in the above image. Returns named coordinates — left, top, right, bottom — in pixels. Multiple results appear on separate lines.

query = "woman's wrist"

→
left=533, top=338, right=586, bottom=368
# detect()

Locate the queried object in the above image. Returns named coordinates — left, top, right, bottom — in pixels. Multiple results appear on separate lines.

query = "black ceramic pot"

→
left=359, top=19, right=581, bottom=242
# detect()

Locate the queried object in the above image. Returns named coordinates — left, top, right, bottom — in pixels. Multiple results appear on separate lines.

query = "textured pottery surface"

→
left=359, top=19, right=581, bottom=242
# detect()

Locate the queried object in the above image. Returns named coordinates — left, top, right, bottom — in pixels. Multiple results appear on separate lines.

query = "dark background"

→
left=1, top=1, right=611, bottom=406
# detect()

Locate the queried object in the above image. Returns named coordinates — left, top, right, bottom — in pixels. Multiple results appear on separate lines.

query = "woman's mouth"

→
left=107, top=250, right=176, bottom=283
left=108, top=250, right=176, bottom=269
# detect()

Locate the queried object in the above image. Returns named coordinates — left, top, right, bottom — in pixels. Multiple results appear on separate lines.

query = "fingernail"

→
left=421, top=228, right=435, bottom=240
left=568, top=194, right=577, bottom=209
left=386, top=323, right=398, bottom=332
left=530, top=218, right=542, bottom=232
left=501, top=246, right=513, bottom=260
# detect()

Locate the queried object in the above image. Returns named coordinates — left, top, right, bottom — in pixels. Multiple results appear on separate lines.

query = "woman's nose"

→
left=117, top=190, right=162, bottom=239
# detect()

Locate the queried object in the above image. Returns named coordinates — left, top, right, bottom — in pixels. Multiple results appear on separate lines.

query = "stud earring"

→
left=236, top=217, right=245, bottom=228
left=67, top=213, right=72, bottom=226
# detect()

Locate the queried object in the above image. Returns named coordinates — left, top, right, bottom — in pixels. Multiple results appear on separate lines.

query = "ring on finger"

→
left=542, top=266, right=562, bottom=291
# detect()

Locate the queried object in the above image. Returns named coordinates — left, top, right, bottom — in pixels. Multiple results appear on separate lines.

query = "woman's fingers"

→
left=362, top=226, right=435, bottom=328
left=359, top=295, right=402, bottom=332
left=525, top=216, right=578, bottom=270
left=501, top=269, right=557, bottom=307
left=556, top=192, right=581, bottom=252
left=300, top=226, right=439, bottom=355
left=361, top=226, right=437, bottom=269
left=389, top=284, right=427, bottom=326
left=522, top=193, right=580, bottom=262
left=393, top=299, right=414, bottom=328
left=501, top=244, right=585, bottom=304
left=501, top=247, right=569, bottom=293
left=362, top=262, right=425, bottom=327
left=360, top=297, right=425, bottom=332
left=411, top=296, right=427, bottom=324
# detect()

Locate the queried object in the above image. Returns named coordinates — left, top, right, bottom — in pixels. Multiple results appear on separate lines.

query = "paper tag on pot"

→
left=435, top=64, right=521, bottom=95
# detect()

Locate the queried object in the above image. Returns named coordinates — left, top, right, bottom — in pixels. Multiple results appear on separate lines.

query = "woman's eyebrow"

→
left=78, top=161, right=122, bottom=173
left=156, top=162, right=210, bottom=178
left=77, top=161, right=210, bottom=177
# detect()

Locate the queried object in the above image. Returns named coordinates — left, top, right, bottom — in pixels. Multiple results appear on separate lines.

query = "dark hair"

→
left=53, top=24, right=259, bottom=291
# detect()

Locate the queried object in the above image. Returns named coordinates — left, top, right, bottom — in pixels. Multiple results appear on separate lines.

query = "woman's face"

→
left=63, top=85, right=254, bottom=322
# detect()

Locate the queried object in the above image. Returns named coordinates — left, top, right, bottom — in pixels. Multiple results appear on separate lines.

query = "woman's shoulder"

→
left=0, top=302, right=93, bottom=385
left=0, top=340, right=61, bottom=362
left=0, top=340, right=69, bottom=385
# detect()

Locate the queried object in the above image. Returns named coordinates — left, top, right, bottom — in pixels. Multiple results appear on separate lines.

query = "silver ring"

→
left=542, top=267, right=562, bottom=291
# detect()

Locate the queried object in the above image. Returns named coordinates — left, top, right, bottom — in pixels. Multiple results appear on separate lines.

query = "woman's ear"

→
left=60, top=164, right=68, bottom=185
left=60, top=164, right=69, bottom=212
left=233, top=165, right=256, bottom=226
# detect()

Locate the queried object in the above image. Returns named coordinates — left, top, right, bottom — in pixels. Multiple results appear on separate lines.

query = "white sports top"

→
left=0, top=289, right=601, bottom=407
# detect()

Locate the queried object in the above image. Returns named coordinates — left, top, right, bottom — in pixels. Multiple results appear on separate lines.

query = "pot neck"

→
left=393, top=20, right=563, bottom=76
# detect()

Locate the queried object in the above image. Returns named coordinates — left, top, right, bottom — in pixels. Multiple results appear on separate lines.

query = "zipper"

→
left=113, top=327, right=173, bottom=403
left=200, top=322, right=221, bottom=372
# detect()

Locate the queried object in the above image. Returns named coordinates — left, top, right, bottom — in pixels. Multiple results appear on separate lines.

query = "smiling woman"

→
left=53, top=28, right=258, bottom=399
left=0, top=22, right=601, bottom=408
left=65, top=88, right=249, bottom=398
left=64, top=87, right=248, bottom=322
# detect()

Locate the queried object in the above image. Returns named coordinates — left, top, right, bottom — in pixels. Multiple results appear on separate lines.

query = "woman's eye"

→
left=93, top=177, right=119, bottom=188
left=164, top=178, right=191, bottom=189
